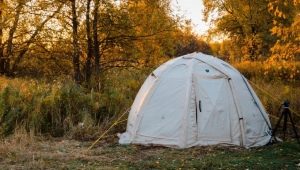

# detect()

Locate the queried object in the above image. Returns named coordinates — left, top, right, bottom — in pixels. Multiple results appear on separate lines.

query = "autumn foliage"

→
left=0, top=0, right=299, bottom=137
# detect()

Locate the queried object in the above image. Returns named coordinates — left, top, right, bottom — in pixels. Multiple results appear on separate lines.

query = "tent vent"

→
left=151, top=72, right=157, bottom=78
left=199, top=100, right=202, bottom=112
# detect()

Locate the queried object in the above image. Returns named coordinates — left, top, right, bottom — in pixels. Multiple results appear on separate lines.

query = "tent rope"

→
left=248, top=80, right=300, bottom=118
left=87, top=108, right=130, bottom=150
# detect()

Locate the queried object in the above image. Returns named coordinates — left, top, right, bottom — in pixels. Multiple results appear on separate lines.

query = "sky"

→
left=171, top=0, right=210, bottom=35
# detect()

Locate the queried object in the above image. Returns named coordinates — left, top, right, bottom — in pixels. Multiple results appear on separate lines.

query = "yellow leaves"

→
left=264, top=52, right=298, bottom=81
left=268, top=3, right=274, bottom=12
left=273, top=6, right=285, bottom=18
left=271, top=27, right=281, bottom=36
left=235, top=36, right=299, bottom=81
left=293, top=0, right=300, bottom=5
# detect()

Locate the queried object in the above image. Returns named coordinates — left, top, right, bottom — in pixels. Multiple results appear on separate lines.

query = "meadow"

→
left=0, top=134, right=299, bottom=169
left=0, top=60, right=299, bottom=169
left=1, top=0, right=299, bottom=168
left=1, top=61, right=299, bottom=138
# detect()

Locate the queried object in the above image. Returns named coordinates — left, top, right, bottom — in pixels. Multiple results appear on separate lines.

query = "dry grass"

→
left=0, top=64, right=300, bottom=169
left=0, top=131, right=299, bottom=169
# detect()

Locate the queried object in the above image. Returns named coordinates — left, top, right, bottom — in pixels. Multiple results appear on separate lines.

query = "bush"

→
left=233, top=61, right=300, bottom=81
left=0, top=69, right=146, bottom=137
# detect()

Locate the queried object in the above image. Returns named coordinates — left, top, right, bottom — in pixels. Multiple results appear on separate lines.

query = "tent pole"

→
left=182, top=59, right=196, bottom=148
left=228, top=78, right=246, bottom=147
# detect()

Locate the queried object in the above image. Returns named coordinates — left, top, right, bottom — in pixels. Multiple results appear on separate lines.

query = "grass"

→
left=0, top=61, right=299, bottom=138
left=0, top=63, right=300, bottom=169
left=0, top=133, right=299, bottom=169
left=0, top=70, right=144, bottom=137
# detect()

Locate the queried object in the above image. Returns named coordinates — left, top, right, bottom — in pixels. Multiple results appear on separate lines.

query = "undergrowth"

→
left=0, top=69, right=146, bottom=138
left=234, top=61, right=300, bottom=81
left=0, top=62, right=299, bottom=139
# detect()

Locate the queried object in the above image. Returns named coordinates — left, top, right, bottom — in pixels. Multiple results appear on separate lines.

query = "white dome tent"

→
left=119, top=52, right=272, bottom=148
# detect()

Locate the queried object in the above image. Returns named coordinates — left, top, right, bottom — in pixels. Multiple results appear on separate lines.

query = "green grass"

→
left=0, top=136, right=299, bottom=169
left=112, top=141, right=300, bottom=169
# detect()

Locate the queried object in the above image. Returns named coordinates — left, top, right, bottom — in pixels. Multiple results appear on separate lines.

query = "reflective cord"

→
left=248, top=80, right=300, bottom=118
left=87, top=108, right=130, bottom=150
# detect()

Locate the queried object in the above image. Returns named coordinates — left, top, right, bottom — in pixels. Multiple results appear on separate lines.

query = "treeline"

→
left=204, top=0, right=299, bottom=62
left=0, top=0, right=211, bottom=83
left=203, top=0, right=299, bottom=80
left=0, top=0, right=299, bottom=137
left=1, top=0, right=298, bottom=83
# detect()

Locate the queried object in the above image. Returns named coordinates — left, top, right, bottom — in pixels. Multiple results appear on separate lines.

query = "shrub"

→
left=234, top=61, right=300, bottom=81
left=0, top=69, right=146, bottom=137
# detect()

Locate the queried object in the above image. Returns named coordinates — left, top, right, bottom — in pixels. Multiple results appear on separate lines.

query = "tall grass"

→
left=0, top=61, right=299, bottom=139
left=0, top=69, right=147, bottom=138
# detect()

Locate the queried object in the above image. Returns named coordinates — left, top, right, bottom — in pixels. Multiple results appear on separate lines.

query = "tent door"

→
left=194, top=76, right=232, bottom=142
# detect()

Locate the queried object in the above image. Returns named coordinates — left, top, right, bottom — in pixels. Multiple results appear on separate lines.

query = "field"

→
left=1, top=0, right=300, bottom=169
left=0, top=78, right=299, bottom=169
left=0, top=134, right=299, bottom=169
left=0, top=61, right=300, bottom=169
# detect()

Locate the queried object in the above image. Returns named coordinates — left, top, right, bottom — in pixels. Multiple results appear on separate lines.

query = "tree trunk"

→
left=93, top=0, right=100, bottom=73
left=5, top=1, right=23, bottom=75
left=85, top=0, right=93, bottom=83
left=71, top=0, right=81, bottom=83
left=0, top=0, right=4, bottom=74
left=11, top=4, right=63, bottom=73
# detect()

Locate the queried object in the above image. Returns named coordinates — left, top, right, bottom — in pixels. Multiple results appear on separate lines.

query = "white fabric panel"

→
left=243, top=77, right=271, bottom=128
left=195, top=77, right=231, bottom=142
left=153, top=57, right=181, bottom=76
left=229, top=75, right=271, bottom=147
left=136, top=64, right=189, bottom=140
left=119, top=52, right=272, bottom=148
left=195, top=54, right=271, bottom=147
left=193, top=61, right=226, bottom=79
left=119, top=75, right=158, bottom=144
left=126, top=75, right=157, bottom=133
left=225, top=80, right=242, bottom=146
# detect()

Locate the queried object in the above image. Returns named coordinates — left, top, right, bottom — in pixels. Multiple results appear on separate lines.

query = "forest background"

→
left=0, top=0, right=299, bottom=139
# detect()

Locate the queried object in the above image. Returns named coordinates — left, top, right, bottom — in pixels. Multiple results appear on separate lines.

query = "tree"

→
left=0, top=0, right=4, bottom=74
left=85, top=0, right=93, bottom=83
left=4, top=1, right=24, bottom=75
left=0, top=0, right=62, bottom=75
left=0, top=0, right=184, bottom=80
left=203, top=0, right=275, bottom=61
left=93, top=0, right=100, bottom=73
left=70, top=0, right=81, bottom=83
left=173, top=25, right=212, bottom=57
left=265, top=0, right=300, bottom=80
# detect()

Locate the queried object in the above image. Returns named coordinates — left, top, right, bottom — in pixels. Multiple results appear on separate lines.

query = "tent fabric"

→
left=119, top=52, right=272, bottom=148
